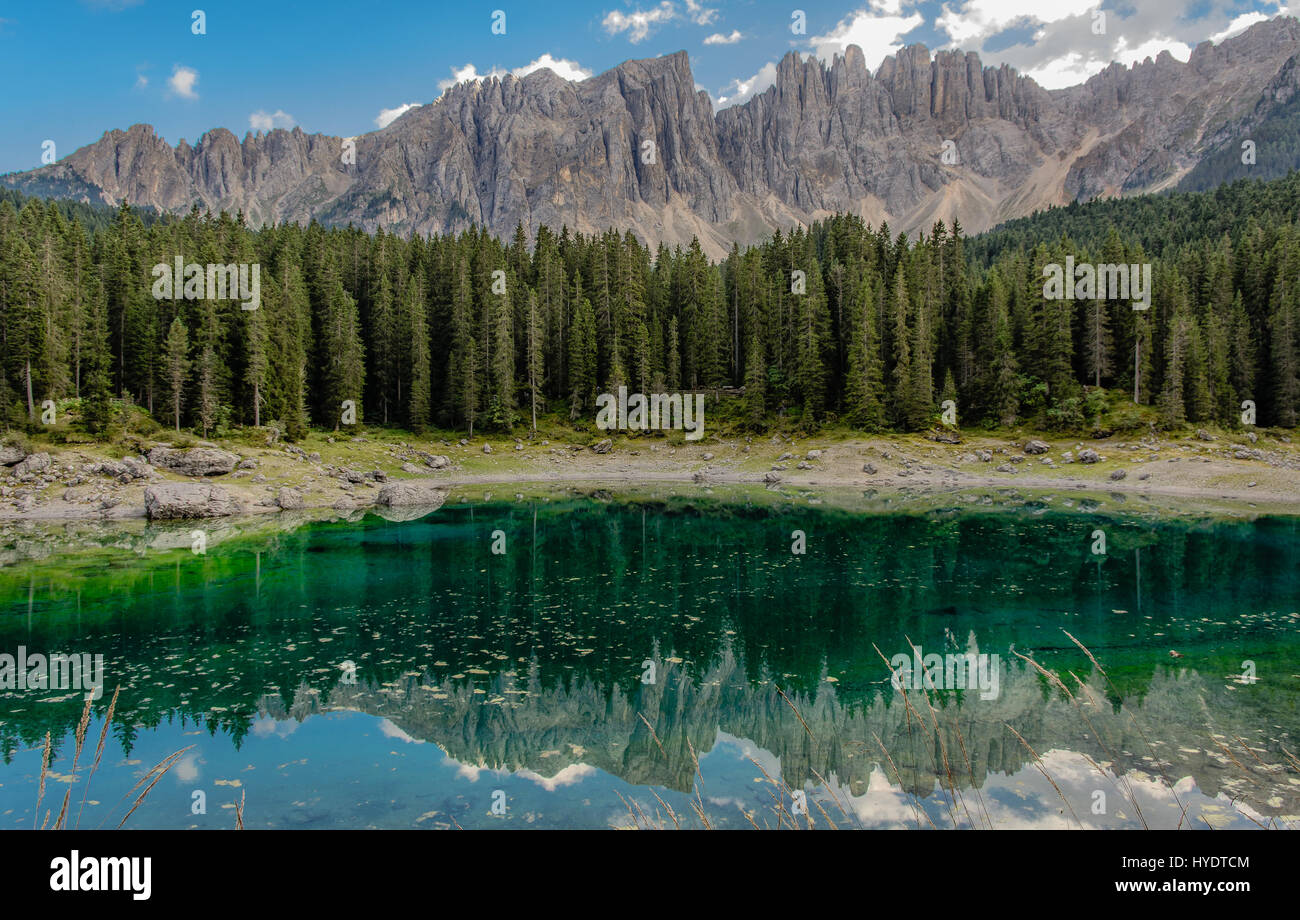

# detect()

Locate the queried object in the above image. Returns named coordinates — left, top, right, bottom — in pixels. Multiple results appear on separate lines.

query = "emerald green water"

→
left=2, top=490, right=1298, bottom=829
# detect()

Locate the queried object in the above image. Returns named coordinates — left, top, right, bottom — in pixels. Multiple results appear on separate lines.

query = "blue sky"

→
left=0, top=0, right=1292, bottom=174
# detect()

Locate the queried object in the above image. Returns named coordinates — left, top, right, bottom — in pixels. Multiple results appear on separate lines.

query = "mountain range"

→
left=8, top=17, right=1300, bottom=258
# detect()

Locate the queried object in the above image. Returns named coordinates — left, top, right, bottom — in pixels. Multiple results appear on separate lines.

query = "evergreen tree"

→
left=161, top=315, right=190, bottom=431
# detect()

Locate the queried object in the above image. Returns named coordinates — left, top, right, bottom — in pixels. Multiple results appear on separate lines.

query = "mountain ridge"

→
left=8, top=17, right=1300, bottom=257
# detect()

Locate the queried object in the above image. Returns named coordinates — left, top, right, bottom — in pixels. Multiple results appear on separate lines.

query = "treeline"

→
left=1, top=181, right=1298, bottom=438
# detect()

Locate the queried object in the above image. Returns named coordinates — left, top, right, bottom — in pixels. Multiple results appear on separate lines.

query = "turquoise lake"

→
left=2, top=487, right=1298, bottom=829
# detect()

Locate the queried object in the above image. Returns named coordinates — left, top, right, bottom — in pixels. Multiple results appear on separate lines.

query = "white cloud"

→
left=515, top=763, right=597, bottom=790
left=1019, top=52, right=1098, bottom=89
left=936, top=0, right=1097, bottom=46
left=715, top=60, right=778, bottom=108
left=809, top=7, right=926, bottom=70
left=703, top=29, right=743, bottom=45
left=378, top=719, right=422, bottom=743
left=1112, top=35, right=1192, bottom=68
left=134, top=73, right=148, bottom=89
left=512, top=53, right=593, bottom=82
left=438, top=63, right=500, bottom=92
left=437, top=54, right=593, bottom=94
left=249, top=109, right=296, bottom=132
left=602, top=1, right=677, bottom=43
left=685, top=0, right=717, bottom=25
left=1209, top=9, right=1282, bottom=44
left=374, top=102, right=421, bottom=128
left=167, top=64, right=199, bottom=100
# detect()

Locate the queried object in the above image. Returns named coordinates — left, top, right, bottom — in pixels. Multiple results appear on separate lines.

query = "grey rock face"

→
left=9, top=21, right=1300, bottom=257
left=0, top=445, right=25, bottom=466
left=147, top=447, right=239, bottom=476
left=144, top=483, right=239, bottom=519
left=276, top=487, right=305, bottom=510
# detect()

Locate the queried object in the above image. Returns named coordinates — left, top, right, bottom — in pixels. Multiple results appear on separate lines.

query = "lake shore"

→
left=3, top=427, right=1299, bottom=524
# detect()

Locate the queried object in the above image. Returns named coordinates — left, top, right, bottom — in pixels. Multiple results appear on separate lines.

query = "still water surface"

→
left=2, top=489, right=1297, bottom=829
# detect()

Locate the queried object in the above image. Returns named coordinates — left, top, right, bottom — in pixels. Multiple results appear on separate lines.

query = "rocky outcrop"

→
left=0, top=445, right=25, bottom=466
left=146, top=446, right=240, bottom=476
left=144, top=482, right=239, bottom=519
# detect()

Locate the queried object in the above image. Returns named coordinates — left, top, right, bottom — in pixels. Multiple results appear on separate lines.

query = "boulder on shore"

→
left=13, top=452, right=51, bottom=476
left=376, top=481, right=447, bottom=509
left=276, top=487, right=305, bottom=510
left=147, top=446, right=240, bottom=476
left=144, top=483, right=239, bottom=520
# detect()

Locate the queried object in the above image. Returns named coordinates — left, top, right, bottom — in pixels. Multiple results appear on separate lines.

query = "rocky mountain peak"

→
left=8, top=17, right=1300, bottom=257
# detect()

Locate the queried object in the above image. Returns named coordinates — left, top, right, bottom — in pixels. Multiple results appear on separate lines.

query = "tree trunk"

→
left=25, top=360, right=34, bottom=421
left=1134, top=338, right=1140, bottom=403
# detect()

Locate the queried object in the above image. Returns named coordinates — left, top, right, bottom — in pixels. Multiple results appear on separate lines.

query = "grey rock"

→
left=122, top=456, right=151, bottom=479
left=1110, top=469, right=1127, bottom=481
left=591, top=439, right=613, bottom=454
left=147, top=446, right=239, bottom=476
left=415, top=451, right=450, bottom=469
left=0, top=445, right=25, bottom=465
left=14, top=452, right=51, bottom=477
left=1078, top=449, right=1101, bottom=464
left=276, top=487, right=305, bottom=510
left=1024, top=440, right=1049, bottom=455
left=376, top=481, right=448, bottom=508
left=144, top=483, right=239, bottom=520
